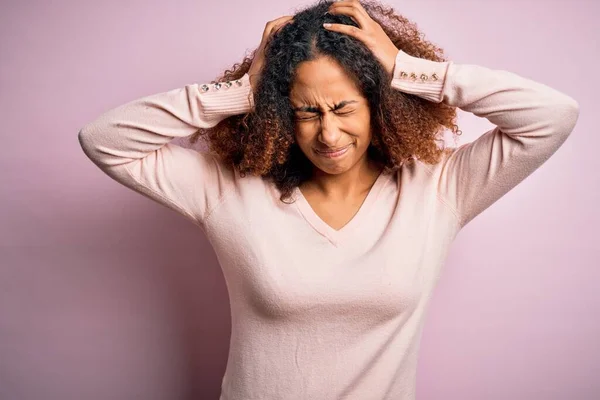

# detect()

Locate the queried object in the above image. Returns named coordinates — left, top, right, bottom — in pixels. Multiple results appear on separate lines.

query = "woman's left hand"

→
left=324, top=0, right=399, bottom=77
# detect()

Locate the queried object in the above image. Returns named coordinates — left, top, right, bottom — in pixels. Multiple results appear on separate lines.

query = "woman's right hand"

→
left=248, top=16, right=294, bottom=92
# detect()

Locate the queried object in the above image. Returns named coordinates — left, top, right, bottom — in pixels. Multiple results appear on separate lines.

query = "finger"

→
left=330, top=0, right=369, bottom=17
left=268, top=15, right=294, bottom=26
left=266, top=16, right=294, bottom=34
left=322, top=22, right=367, bottom=42
left=274, top=18, right=294, bottom=33
left=330, top=0, right=364, bottom=8
left=327, top=5, right=369, bottom=29
left=261, top=17, right=291, bottom=42
left=265, top=19, right=293, bottom=46
left=329, top=0, right=369, bottom=14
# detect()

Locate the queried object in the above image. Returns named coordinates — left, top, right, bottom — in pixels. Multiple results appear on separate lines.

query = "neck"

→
left=305, top=157, right=383, bottom=200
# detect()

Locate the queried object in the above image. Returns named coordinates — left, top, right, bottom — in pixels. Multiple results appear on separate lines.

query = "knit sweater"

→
left=78, top=49, right=579, bottom=399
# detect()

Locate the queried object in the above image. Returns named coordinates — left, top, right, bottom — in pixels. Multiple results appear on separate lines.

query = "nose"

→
left=318, top=113, right=344, bottom=147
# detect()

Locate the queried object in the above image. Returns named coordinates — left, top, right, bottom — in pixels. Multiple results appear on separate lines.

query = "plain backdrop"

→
left=1, top=0, right=598, bottom=399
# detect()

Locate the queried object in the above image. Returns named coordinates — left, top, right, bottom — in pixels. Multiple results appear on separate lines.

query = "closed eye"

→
left=296, top=111, right=355, bottom=120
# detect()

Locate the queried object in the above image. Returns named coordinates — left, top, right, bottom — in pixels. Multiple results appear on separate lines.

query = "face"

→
left=289, top=56, right=373, bottom=176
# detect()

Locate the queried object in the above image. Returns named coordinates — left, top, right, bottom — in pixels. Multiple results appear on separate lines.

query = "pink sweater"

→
left=78, top=50, right=579, bottom=399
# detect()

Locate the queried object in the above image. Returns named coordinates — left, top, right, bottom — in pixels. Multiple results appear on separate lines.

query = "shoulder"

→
left=411, top=146, right=458, bottom=179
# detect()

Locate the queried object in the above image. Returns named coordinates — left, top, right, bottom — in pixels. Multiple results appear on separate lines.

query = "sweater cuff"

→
left=199, top=73, right=255, bottom=120
left=390, top=50, right=451, bottom=103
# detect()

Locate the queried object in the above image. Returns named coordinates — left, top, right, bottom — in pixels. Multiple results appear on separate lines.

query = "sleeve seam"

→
left=421, top=162, right=464, bottom=227
left=203, top=184, right=235, bottom=223
left=123, top=164, right=205, bottom=228
left=439, top=61, right=453, bottom=103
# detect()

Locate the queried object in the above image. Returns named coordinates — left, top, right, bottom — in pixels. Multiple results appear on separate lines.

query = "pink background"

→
left=1, top=0, right=598, bottom=399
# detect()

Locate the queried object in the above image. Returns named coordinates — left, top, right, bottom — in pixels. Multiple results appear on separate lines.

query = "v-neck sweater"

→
left=78, top=50, right=579, bottom=399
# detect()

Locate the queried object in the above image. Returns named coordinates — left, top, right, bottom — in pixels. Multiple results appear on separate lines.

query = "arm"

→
left=78, top=73, right=255, bottom=227
left=391, top=50, right=580, bottom=228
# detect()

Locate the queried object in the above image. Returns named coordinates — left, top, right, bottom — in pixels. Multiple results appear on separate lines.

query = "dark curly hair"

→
left=188, top=0, right=460, bottom=203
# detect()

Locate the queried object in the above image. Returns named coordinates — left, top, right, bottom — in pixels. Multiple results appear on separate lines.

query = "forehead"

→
left=290, top=57, right=363, bottom=103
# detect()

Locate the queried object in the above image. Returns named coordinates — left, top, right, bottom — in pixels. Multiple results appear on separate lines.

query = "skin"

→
left=290, top=55, right=383, bottom=201
left=247, top=0, right=400, bottom=204
left=194, top=0, right=459, bottom=211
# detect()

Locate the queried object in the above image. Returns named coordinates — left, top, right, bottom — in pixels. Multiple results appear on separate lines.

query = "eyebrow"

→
left=293, top=100, right=358, bottom=113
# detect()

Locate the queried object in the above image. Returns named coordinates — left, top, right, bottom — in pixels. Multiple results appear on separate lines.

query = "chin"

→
left=315, top=164, right=349, bottom=175
left=311, top=145, right=358, bottom=174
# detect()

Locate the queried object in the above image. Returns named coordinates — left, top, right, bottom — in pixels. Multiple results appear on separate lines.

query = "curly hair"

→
left=188, top=0, right=460, bottom=203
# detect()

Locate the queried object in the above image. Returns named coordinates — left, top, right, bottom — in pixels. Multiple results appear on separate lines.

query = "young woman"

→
left=79, top=1, right=579, bottom=398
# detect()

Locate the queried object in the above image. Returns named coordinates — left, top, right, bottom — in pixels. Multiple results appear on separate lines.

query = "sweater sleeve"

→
left=391, top=50, right=580, bottom=229
left=78, top=73, right=255, bottom=227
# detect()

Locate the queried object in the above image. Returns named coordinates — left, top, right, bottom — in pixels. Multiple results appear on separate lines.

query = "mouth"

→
left=315, top=143, right=352, bottom=158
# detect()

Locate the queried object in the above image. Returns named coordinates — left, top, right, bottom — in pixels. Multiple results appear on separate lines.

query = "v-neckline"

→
left=292, top=170, right=390, bottom=247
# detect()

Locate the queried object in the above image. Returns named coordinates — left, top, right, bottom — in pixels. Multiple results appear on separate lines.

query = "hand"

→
left=324, top=0, right=399, bottom=78
left=248, top=16, right=294, bottom=92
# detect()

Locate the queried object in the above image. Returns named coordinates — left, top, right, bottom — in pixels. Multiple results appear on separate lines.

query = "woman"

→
left=78, top=0, right=580, bottom=399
